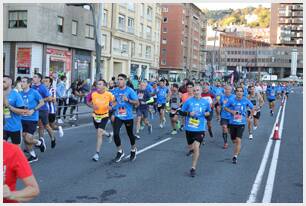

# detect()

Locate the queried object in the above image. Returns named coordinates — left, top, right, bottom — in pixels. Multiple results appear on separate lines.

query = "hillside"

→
left=202, top=6, right=270, bottom=28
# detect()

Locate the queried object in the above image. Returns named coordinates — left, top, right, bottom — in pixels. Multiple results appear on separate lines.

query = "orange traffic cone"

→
left=273, top=123, right=280, bottom=140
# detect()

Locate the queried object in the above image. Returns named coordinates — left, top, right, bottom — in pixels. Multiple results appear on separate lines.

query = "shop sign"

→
left=17, top=48, right=31, bottom=68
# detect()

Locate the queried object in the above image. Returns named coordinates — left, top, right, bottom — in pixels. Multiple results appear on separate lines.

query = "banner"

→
left=17, top=48, right=31, bottom=68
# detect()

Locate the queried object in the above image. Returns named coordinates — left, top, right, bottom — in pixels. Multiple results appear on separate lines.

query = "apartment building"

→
left=159, top=3, right=207, bottom=82
left=3, top=3, right=95, bottom=85
left=99, top=3, right=161, bottom=81
left=270, top=3, right=303, bottom=46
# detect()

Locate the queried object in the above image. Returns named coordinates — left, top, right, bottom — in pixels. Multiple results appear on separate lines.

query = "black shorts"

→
left=157, top=103, right=166, bottom=113
left=268, top=99, right=275, bottom=103
left=220, top=118, right=230, bottom=126
left=3, top=130, right=22, bottom=144
left=39, top=110, right=49, bottom=126
left=205, top=111, right=213, bottom=121
left=214, top=102, right=220, bottom=108
left=48, top=113, right=56, bottom=123
left=169, top=108, right=179, bottom=118
left=185, top=131, right=205, bottom=145
left=229, top=124, right=245, bottom=140
left=247, top=110, right=261, bottom=119
left=136, top=108, right=149, bottom=119
left=93, top=117, right=109, bottom=130
left=21, top=120, right=38, bottom=135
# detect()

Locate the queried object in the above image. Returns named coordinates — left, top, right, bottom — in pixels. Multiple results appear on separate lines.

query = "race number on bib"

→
left=188, top=117, right=200, bottom=128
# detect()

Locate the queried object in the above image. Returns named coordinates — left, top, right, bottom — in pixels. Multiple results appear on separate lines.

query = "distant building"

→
left=270, top=3, right=303, bottom=46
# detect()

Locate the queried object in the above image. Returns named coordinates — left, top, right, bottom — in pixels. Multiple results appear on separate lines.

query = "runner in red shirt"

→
left=201, top=85, right=215, bottom=138
left=3, top=140, right=39, bottom=203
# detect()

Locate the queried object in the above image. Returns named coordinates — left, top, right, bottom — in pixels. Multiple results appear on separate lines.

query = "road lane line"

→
left=246, top=105, right=283, bottom=203
left=124, top=137, right=173, bottom=159
left=262, top=99, right=287, bottom=203
left=63, top=123, right=92, bottom=131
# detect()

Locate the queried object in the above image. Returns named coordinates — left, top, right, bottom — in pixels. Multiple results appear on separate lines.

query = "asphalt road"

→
left=19, top=87, right=303, bottom=203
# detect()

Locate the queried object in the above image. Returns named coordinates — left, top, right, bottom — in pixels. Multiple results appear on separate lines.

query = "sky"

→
left=195, top=3, right=271, bottom=10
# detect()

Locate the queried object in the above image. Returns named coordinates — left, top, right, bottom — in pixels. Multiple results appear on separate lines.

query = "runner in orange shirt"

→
left=87, top=79, right=115, bottom=161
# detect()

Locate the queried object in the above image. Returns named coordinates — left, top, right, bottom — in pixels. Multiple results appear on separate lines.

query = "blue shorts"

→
left=22, top=120, right=38, bottom=135
left=136, top=108, right=149, bottom=119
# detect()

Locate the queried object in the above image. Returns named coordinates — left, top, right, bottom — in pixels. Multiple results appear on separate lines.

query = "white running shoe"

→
left=171, top=130, right=178, bottom=135
left=92, top=153, right=99, bottom=161
left=57, top=119, right=64, bottom=124
left=253, top=126, right=257, bottom=130
left=58, top=126, right=64, bottom=137
left=249, top=134, right=253, bottom=140
left=160, top=123, right=164, bottom=128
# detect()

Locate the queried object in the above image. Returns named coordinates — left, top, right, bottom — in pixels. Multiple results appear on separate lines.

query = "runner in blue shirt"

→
left=3, top=76, right=27, bottom=145
left=32, top=73, right=56, bottom=148
left=219, top=85, right=235, bottom=149
left=212, top=82, right=224, bottom=121
left=180, top=85, right=211, bottom=177
left=155, top=79, right=170, bottom=128
left=111, top=73, right=139, bottom=162
left=266, top=83, right=276, bottom=116
left=20, top=77, right=46, bottom=163
left=225, top=86, right=254, bottom=164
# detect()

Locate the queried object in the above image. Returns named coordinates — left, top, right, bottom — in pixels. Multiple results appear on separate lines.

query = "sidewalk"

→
left=57, top=104, right=92, bottom=128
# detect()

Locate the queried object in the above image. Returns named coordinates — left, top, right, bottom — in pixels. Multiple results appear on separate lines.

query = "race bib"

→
left=4, top=107, right=11, bottom=118
left=118, top=107, right=127, bottom=117
left=188, top=117, right=200, bottom=128
left=93, top=113, right=108, bottom=123
left=234, top=113, right=242, bottom=122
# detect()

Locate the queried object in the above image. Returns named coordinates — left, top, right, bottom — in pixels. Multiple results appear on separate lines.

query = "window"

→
left=162, top=7, right=168, bottom=12
left=127, top=17, right=134, bottom=33
left=140, top=23, right=144, bottom=37
left=162, top=27, right=167, bottom=33
left=127, top=3, right=134, bottom=11
left=72, top=20, right=78, bottom=35
left=103, top=10, right=108, bottom=27
left=162, top=38, right=167, bottom=44
left=162, top=48, right=166, bottom=56
left=146, top=26, right=152, bottom=40
left=163, top=17, right=168, bottom=23
left=9, top=10, right=27, bottom=28
left=118, top=14, right=125, bottom=31
left=145, top=45, right=151, bottom=58
left=138, top=43, right=143, bottom=57
left=147, top=6, right=153, bottom=21
left=85, top=24, right=94, bottom=39
left=57, top=16, right=64, bottom=32
left=140, top=3, right=145, bottom=17
left=101, top=34, right=107, bottom=50
left=161, top=59, right=166, bottom=65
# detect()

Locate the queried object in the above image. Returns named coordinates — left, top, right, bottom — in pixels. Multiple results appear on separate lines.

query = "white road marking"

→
left=262, top=99, right=287, bottom=202
left=246, top=105, right=283, bottom=203
left=124, top=137, right=173, bottom=159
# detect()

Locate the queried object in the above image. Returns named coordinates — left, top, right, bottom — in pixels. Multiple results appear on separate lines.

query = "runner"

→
left=169, top=83, right=181, bottom=135
left=135, top=81, right=153, bottom=135
left=155, top=79, right=170, bottom=128
left=87, top=79, right=115, bottom=161
left=201, top=85, right=215, bottom=138
left=42, top=77, right=64, bottom=138
left=179, top=85, right=211, bottom=177
left=3, top=140, right=40, bottom=203
left=247, top=85, right=264, bottom=140
left=212, top=82, right=224, bottom=121
left=20, top=77, right=46, bottom=163
left=111, top=74, right=140, bottom=162
left=219, top=85, right=235, bottom=149
left=266, top=83, right=276, bottom=116
left=224, top=86, right=254, bottom=164
left=31, top=73, right=56, bottom=148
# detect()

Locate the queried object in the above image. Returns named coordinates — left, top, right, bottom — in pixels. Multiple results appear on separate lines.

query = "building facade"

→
left=98, top=3, right=161, bottom=81
left=3, top=3, right=95, bottom=85
left=270, top=3, right=303, bottom=46
left=159, top=3, right=207, bottom=82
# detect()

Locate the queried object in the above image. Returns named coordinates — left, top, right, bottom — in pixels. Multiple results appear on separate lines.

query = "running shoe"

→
left=114, top=151, right=125, bottom=163
left=171, top=130, right=178, bottom=135
left=148, top=124, right=153, bottom=134
left=57, top=119, right=64, bottom=124
left=190, top=168, right=196, bottom=177
left=28, top=155, right=38, bottom=163
left=39, top=137, right=46, bottom=152
left=135, top=134, right=141, bottom=140
left=232, top=156, right=237, bottom=164
left=92, top=153, right=99, bottom=161
left=58, top=126, right=64, bottom=137
left=51, top=139, right=56, bottom=149
left=108, top=132, right=113, bottom=143
left=223, top=143, right=228, bottom=149
left=253, top=126, right=257, bottom=130
left=249, top=134, right=253, bottom=140
left=130, top=149, right=137, bottom=161
left=159, top=123, right=164, bottom=128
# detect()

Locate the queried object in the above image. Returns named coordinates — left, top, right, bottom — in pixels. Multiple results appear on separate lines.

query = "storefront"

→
left=16, top=47, right=31, bottom=76
left=46, top=47, right=72, bottom=80
left=73, top=49, right=91, bottom=81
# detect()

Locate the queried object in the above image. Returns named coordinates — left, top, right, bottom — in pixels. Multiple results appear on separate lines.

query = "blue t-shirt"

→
left=213, top=87, right=224, bottom=102
left=4, top=90, right=25, bottom=132
left=181, top=97, right=211, bottom=132
left=225, top=97, right=254, bottom=125
left=266, top=87, right=276, bottom=100
left=220, top=94, right=235, bottom=120
left=20, top=88, right=42, bottom=121
left=156, top=86, right=169, bottom=104
left=31, top=84, right=50, bottom=111
left=111, top=87, right=138, bottom=120
left=145, top=84, right=154, bottom=95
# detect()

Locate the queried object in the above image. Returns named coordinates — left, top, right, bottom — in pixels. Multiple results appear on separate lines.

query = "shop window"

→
left=9, top=10, right=27, bottom=28
left=57, top=16, right=64, bottom=33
